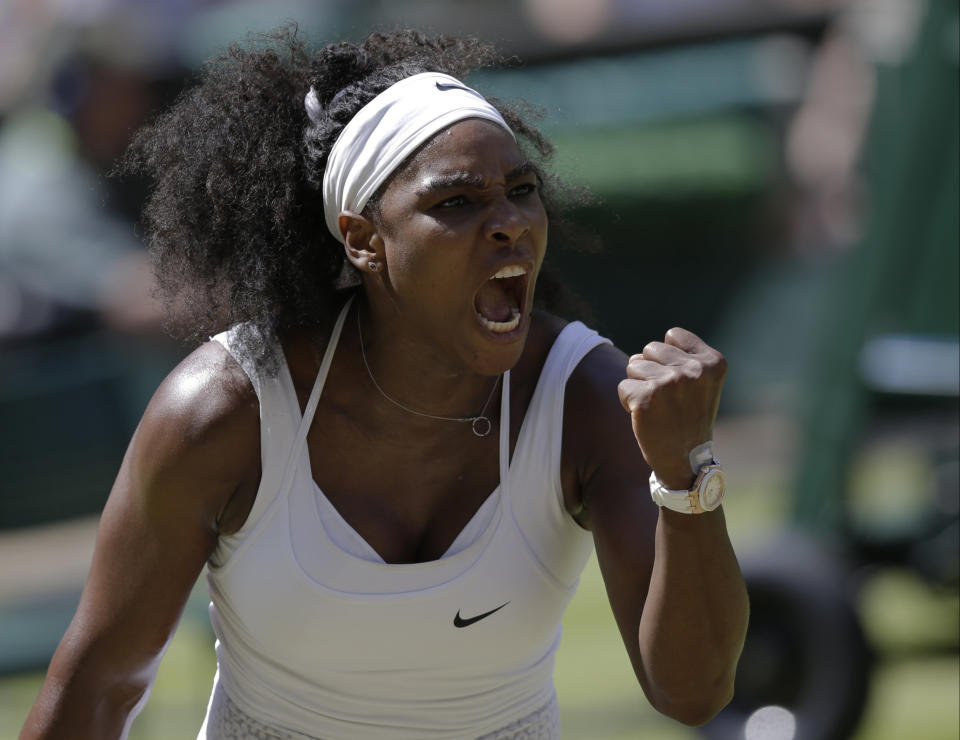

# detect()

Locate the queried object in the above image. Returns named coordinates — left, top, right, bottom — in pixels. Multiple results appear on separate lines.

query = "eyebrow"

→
left=415, top=161, right=537, bottom=197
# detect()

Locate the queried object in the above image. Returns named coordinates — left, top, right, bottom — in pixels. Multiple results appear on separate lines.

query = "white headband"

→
left=318, top=72, right=515, bottom=243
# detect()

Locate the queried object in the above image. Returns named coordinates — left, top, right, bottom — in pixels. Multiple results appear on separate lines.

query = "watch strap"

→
left=688, top=441, right=715, bottom=473
left=649, top=442, right=724, bottom=514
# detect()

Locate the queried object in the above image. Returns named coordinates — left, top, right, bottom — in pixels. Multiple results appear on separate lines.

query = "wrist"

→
left=654, top=469, right=696, bottom=491
left=649, top=442, right=725, bottom=515
left=650, top=441, right=715, bottom=490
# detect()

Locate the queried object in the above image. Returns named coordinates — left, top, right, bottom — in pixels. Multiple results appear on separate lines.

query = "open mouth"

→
left=473, top=264, right=529, bottom=334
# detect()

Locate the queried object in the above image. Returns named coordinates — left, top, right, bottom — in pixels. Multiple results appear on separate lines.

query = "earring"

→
left=368, top=261, right=379, bottom=272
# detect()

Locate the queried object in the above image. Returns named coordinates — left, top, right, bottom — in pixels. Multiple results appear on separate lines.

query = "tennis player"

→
left=21, top=29, right=748, bottom=740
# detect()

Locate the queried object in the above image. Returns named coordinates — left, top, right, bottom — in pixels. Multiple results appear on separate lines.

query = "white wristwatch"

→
left=649, top=441, right=726, bottom=514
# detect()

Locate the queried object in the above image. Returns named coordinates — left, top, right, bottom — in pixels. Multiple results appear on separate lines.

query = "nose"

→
left=484, top=196, right=529, bottom=244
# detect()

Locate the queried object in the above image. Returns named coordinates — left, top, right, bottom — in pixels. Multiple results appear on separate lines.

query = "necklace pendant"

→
left=358, top=305, right=501, bottom=438
left=471, top=416, right=493, bottom=438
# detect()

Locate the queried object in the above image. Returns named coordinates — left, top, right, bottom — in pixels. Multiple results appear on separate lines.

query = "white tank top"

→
left=200, top=299, right=611, bottom=739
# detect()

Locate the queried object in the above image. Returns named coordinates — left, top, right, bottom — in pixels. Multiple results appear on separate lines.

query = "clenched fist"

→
left=617, top=328, right=727, bottom=490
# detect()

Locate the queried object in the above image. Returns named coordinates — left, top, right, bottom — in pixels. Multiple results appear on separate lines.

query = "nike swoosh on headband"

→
left=435, top=81, right=472, bottom=92
left=453, top=601, right=510, bottom=628
left=322, top=72, right=513, bottom=244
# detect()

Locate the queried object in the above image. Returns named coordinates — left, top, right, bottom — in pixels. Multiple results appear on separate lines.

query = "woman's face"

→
left=369, top=118, right=548, bottom=376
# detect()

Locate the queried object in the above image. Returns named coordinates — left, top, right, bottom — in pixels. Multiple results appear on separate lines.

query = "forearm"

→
left=21, top=637, right=157, bottom=739
left=571, top=332, right=745, bottom=723
left=21, top=681, right=146, bottom=740
left=637, top=506, right=748, bottom=725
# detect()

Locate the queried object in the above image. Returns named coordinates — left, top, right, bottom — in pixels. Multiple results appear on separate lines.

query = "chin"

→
left=467, top=310, right=532, bottom=376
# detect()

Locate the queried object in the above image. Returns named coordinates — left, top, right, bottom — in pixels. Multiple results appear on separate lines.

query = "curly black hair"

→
left=119, top=26, right=592, bottom=372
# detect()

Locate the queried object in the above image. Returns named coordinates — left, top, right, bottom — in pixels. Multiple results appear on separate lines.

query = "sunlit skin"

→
left=20, top=119, right=748, bottom=739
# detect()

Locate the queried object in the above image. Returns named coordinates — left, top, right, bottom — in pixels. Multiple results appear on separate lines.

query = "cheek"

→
left=387, top=214, right=470, bottom=265
left=383, top=232, right=463, bottom=298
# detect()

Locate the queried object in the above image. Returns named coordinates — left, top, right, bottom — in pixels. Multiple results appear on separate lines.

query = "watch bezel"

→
left=691, top=465, right=725, bottom=513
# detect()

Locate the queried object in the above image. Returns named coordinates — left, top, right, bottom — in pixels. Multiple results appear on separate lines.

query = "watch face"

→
left=701, top=470, right=725, bottom=510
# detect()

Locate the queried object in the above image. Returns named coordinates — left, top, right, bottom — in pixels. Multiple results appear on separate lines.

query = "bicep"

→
left=563, top=343, right=659, bottom=678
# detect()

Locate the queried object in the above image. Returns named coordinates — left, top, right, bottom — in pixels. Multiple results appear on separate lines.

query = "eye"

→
left=509, top=182, right=538, bottom=198
left=435, top=194, right=467, bottom=208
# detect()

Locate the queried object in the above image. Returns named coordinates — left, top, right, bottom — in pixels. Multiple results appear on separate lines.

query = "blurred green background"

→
left=1, top=0, right=957, bottom=738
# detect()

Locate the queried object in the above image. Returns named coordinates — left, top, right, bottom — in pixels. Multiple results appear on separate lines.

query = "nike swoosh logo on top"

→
left=453, top=601, right=510, bottom=628
left=435, top=81, right=471, bottom=92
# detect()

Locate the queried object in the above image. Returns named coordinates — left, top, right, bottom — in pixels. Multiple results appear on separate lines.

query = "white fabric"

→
left=201, top=681, right=561, bottom=740
left=688, top=440, right=716, bottom=472
left=321, top=72, right=514, bottom=242
left=202, top=302, right=611, bottom=739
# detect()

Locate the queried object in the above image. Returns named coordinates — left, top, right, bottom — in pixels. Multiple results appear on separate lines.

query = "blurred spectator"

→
left=0, top=53, right=167, bottom=342
left=783, top=0, right=929, bottom=255
left=785, top=21, right=874, bottom=253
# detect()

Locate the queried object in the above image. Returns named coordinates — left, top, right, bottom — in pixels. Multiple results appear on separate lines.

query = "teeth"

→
left=477, top=308, right=521, bottom=333
left=492, top=265, right=527, bottom=280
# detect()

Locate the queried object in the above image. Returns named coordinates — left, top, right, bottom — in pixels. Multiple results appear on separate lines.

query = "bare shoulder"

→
left=128, top=339, right=261, bottom=531
left=561, top=339, right=650, bottom=528
left=530, top=312, right=630, bottom=438
left=139, top=340, right=257, bottom=446
left=565, top=335, right=630, bottom=439
left=527, top=311, right=623, bottom=388
left=525, top=312, right=629, bottom=438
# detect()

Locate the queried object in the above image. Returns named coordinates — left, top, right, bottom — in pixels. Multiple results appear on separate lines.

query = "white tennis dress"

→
left=200, top=299, right=611, bottom=739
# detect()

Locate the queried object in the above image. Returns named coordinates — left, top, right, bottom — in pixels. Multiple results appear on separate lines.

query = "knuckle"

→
left=666, top=326, right=696, bottom=346
left=665, top=367, right=684, bottom=385
left=618, top=379, right=650, bottom=411
left=715, top=351, right=728, bottom=373
left=682, top=359, right=703, bottom=379
left=705, top=349, right=727, bottom=374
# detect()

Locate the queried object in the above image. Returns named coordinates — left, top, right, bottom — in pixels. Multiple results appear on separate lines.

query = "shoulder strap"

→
left=207, top=296, right=354, bottom=568
left=278, top=294, right=354, bottom=492
left=540, top=321, right=612, bottom=486
left=506, top=320, right=612, bottom=495
left=211, top=326, right=262, bottom=399
left=504, top=320, right=612, bottom=587
left=500, top=369, right=511, bottom=483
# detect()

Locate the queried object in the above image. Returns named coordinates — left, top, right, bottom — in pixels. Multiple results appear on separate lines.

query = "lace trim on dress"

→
left=204, top=683, right=561, bottom=740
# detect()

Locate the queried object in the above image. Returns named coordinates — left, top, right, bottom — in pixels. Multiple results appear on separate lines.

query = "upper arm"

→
left=23, top=341, right=260, bottom=736
left=84, top=340, right=260, bottom=650
left=561, top=342, right=658, bottom=680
